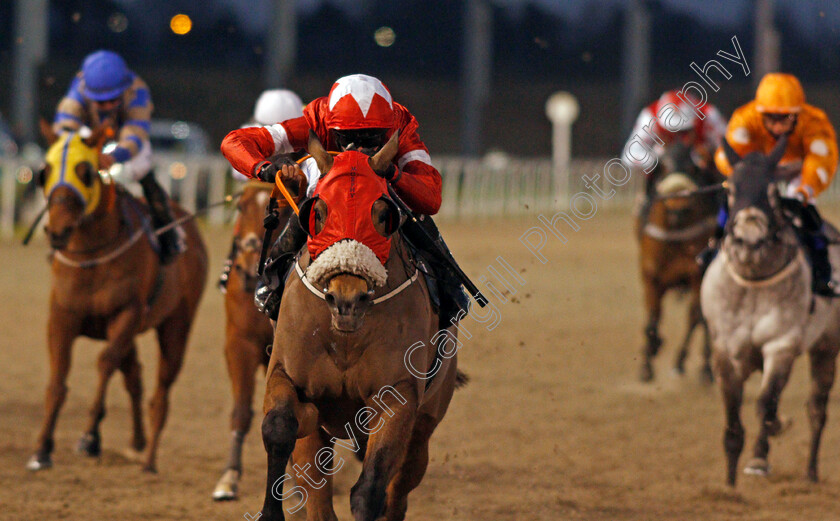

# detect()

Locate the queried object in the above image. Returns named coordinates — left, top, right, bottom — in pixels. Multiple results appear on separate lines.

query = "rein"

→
left=649, top=182, right=725, bottom=202
left=643, top=216, right=718, bottom=242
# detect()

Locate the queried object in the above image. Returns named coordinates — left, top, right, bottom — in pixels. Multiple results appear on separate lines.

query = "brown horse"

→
left=637, top=142, right=721, bottom=382
left=27, top=127, right=208, bottom=473
left=258, top=132, right=463, bottom=521
left=213, top=180, right=291, bottom=500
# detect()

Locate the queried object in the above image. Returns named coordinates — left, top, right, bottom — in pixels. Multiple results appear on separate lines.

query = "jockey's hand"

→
left=256, top=161, right=277, bottom=183
left=278, top=164, right=306, bottom=197
left=375, top=164, right=397, bottom=181
left=98, top=152, right=116, bottom=171
left=794, top=186, right=812, bottom=205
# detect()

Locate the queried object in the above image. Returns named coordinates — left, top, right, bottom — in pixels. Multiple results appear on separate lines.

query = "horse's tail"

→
left=455, top=370, right=469, bottom=389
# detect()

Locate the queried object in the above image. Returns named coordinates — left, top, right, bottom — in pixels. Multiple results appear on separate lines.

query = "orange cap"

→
left=755, top=73, right=805, bottom=113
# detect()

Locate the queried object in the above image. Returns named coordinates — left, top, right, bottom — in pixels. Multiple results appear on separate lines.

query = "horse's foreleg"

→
left=119, top=343, right=146, bottom=455
left=260, top=362, right=319, bottom=521
left=79, top=307, right=142, bottom=458
left=716, top=352, right=746, bottom=486
left=673, top=283, right=702, bottom=377
left=28, top=305, right=80, bottom=471
left=701, top=319, right=714, bottom=384
left=807, top=345, right=838, bottom=482
left=214, top=337, right=262, bottom=501
left=746, top=349, right=795, bottom=477
left=290, top=428, right=338, bottom=521
left=384, top=413, right=437, bottom=521
left=145, top=307, right=192, bottom=473
left=351, top=384, right=418, bottom=521
left=640, top=277, right=664, bottom=382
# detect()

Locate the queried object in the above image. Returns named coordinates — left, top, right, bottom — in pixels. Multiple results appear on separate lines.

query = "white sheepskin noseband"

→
left=305, top=239, right=388, bottom=288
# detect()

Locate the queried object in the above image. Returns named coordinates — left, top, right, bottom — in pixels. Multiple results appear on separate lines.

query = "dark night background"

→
left=2, top=0, right=840, bottom=157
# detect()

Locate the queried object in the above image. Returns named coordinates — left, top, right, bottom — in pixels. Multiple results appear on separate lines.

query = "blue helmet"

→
left=81, top=50, right=133, bottom=101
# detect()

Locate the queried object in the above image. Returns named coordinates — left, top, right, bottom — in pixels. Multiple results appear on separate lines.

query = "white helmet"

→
left=253, top=89, right=304, bottom=125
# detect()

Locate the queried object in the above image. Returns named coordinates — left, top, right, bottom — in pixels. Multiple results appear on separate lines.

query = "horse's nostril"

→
left=325, top=293, right=336, bottom=305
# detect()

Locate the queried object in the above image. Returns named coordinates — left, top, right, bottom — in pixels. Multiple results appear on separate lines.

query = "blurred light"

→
left=108, top=13, right=129, bottom=33
left=581, top=51, right=592, bottom=62
left=171, top=122, right=190, bottom=140
left=374, top=27, right=396, bottom=47
left=170, top=14, right=192, bottom=35
left=71, top=12, right=81, bottom=23
left=16, top=166, right=33, bottom=184
left=170, top=162, right=187, bottom=179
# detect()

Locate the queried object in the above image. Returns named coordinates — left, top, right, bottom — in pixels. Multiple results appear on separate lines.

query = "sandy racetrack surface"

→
left=3, top=208, right=840, bottom=521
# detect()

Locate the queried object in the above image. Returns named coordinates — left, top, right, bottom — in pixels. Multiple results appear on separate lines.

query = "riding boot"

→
left=796, top=203, right=838, bottom=296
left=139, top=172, right=184, bottom=265
left=401, top=215, right=470, bottom=330
left=696, top=205, right=728, bottom=275
left=254, top=213, right=307, bottom=319
left=217, top=238, right=238, bottom=294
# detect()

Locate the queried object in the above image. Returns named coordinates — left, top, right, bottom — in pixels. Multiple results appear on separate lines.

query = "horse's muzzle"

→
left=325, top=287, right=373, bottom=332
left=46, top=225, right=73, bottom=250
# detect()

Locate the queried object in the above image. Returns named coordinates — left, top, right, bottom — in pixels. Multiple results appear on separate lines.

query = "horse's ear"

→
left=369, top=130, right=400, bottom=175
left=371, top=197, right=401, bottom=237
left=721, top=138, right=741, bottom=167
left=40, top=119, right=58, bottom=146
left=307, top=130, right=333, bottom=175
left=768, top=133, right=789, bottom=168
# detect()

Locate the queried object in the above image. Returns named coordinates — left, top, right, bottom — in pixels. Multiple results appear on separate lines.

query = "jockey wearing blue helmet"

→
left=53, top=50, right=182, bottom=264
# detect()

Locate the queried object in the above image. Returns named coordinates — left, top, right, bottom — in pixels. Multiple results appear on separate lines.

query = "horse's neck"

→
left=381, top=234, right=415, bottom=288
left=723, top=227, right=800, bottom=281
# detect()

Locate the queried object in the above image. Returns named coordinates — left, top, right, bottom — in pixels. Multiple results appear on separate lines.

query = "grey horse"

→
left=701, top=134, right=840, bottom=486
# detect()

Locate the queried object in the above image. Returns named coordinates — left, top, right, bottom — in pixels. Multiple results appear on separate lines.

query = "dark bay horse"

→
left=637, top=142, right=721, bottom=382
left=259, top=132, right=463, bottom=521
left=214, top=180, right=291, bottom=500
left=27, top=127, right=208, bottom=473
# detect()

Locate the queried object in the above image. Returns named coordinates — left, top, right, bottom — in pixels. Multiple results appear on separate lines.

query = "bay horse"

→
left=702, top=135, right=840, bottom=485
left=637, top=141, right=721, bottom=382
left=258, top=131, right=463, bottom=521
left=27, top=126, right=208, bottom=473
left=213, top=180, right=291, bottom=500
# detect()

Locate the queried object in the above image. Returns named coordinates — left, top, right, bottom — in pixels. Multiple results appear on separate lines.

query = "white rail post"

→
left=545, top=91, right=579, bottom=206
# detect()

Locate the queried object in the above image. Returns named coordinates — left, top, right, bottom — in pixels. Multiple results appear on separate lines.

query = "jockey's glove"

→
left=256, top=161, right=277, bottom=183
left=376, top=164, right=399, bottom=182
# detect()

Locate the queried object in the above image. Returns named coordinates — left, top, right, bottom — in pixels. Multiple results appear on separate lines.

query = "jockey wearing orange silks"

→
left=715, top=73, right=838, bottom=202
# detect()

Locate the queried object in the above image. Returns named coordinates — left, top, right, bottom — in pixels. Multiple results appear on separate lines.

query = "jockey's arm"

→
left=110, top=84, right=153, bottom=164
left=52, top=76, right=86, bottom=135
left=714, top=106, right=762, bottom=176
left=390, top=114, right=442, bottom=215
left=797, top=115, right=839, bottom=199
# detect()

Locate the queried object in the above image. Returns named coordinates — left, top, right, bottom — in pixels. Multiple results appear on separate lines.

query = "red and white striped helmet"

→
left=657, top=90, right=698, bottom=132
left=326, top=74, right=395, bottom=130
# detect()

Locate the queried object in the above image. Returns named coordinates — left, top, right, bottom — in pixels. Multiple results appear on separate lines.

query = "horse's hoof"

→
left=26, top=454, right=52, bottom=471
left=122, top=447, right=145, bottom=463
left=142, top=464, right=158, bottom=474
left=744, top=458, right=770, bottom=476
left=213, top=468, right=241, bottom=501
left=640, top=363, right=654, bottom=382
left=76, top=433, right=101, bottom=457
left=670, top=366, right=685, bottom=378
